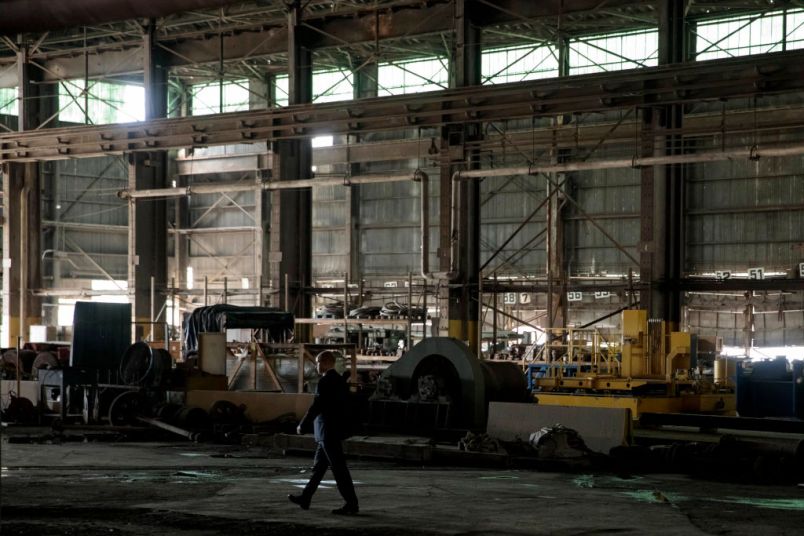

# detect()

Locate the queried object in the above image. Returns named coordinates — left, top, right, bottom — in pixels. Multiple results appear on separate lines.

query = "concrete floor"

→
left=2, top=432, right=804, bottom=535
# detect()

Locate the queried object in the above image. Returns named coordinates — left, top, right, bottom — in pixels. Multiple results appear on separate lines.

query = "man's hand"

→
left=296, top=425, right=302, bottom=435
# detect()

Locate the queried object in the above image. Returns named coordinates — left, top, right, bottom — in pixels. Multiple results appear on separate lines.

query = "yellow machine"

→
left=529, top=310, right=736, bottom=418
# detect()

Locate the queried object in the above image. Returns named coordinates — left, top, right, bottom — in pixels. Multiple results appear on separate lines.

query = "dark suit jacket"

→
left=300, top=368, right=350, bottom=442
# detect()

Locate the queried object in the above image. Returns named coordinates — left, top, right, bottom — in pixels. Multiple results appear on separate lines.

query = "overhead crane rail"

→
left=2, top=50, right=804, bottom=161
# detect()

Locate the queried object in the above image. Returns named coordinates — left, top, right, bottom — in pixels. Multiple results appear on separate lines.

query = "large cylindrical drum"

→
left=480, top=360, right=529, bottom=403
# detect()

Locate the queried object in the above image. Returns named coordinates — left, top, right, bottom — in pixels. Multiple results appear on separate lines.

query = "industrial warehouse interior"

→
left=1, top=0, right=804, bottom=534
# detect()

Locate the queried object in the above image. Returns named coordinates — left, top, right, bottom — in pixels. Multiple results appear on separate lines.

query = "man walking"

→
left=289, top=351, right=359, bottom=515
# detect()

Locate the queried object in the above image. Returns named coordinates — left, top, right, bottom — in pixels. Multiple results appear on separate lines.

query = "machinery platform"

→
left=533, top=392, right=736, bottom=418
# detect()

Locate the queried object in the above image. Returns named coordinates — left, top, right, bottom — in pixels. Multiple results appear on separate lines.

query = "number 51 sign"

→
left=748, top=267, right=765, bottom=280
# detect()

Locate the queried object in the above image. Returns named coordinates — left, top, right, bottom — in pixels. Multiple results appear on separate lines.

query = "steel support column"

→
left=1, top=162, right=42, bottom=346
left=2, top=39, right=53, bottom=345
left=128, top=152, right=167, bottom=341
left=546, top=36, right=570, bottom=329
left=128, top=22, right=169, bottom=341
left=347, top=59, right=377, bottom=284
left=270, top=1, right=313, bottom=321
left=16, top=40, right=58, bottom=132
left=143, top=19, right=168, bottom=122
left=641, top=0, right=686, bottom=323
left=441, top=0, right=481, bottom=352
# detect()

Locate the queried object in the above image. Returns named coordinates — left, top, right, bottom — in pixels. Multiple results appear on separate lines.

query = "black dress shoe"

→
left=288, top=494, right=310, bottom=510
left=331, top=504, right=359, bottom=515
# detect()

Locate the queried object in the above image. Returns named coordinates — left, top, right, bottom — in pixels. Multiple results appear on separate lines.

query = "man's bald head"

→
left=315, top=350, right=336, bottom=374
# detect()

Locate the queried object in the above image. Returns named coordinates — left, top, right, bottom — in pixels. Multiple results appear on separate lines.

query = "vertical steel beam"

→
left=174, top=171, right=190, bottom=302
left=347, top=59, right=377, bottom=284
left=16, top=43, right=33, bottom=132
left=4, top=37, right=52, bottom=344
left=641, top=0, right=686, bottom=324
left=129, top=21, right=169, bottom=340
left=143, top=19, right=168, bottom=121
left=128, top=152, right=168, bottom=341
left=270, top=0, right=313, bottom=322
left=250, top=74, right=272, bottom=110
left=546, top=36, right=570, bottom=330
left=16, top=40, right=57, bottom=131
left=254, top=172, right=264, bottom=306
left=440, top=0, right=481, bottom=352
left=639, top=106, right=658, bottom=315
left=254, top=76, right=274, bottom=304
left=2, top=162, right=42, bottom=346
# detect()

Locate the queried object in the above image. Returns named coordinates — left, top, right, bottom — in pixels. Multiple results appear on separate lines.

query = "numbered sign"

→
left=567, top=291, right=583, bottom=302
left=799, top=262, right=804, bottom=278
left=519, top=293, right=532, bottom=305
left=384, top=281, right=398, bottom=288
left=715, top=270, right=731, bottom=281
left=748, top=267, right=765, bottom=280
left=503, top=292, right=517, bottom=305
left=594, top=291, right=611, bottom=299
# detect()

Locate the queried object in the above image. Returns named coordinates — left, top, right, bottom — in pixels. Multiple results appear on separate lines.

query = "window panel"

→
left=0, top=87, right=17, bottom=115
left=695, top=9, right=802, bottom=60
left=59, top=80, right=144, bottom=124
left=570, top=29, right=658, bottom=75
left=313, top=69, right=353, bottom=103
left=482, top=43, right=559, bottom=84
left=274, top=75, right=289, bottom=107
left=273, top=70, right=355, bottom=106
left=190, top=79, right=250, bottom=116
left=377, top=57, right=448, bottom=96
left=787, top=9, right=804, bottom=50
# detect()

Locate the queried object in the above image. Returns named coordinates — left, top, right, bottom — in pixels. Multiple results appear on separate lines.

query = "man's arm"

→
left=297, top=374, right=332, bottom=433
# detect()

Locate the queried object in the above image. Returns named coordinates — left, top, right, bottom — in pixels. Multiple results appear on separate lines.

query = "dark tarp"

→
left=183, top=305, right=294, bottom=357
left=71, top=301, right=132, bottom=372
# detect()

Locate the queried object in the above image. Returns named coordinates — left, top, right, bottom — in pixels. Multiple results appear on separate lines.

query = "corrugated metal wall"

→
left=44, top=157, right=128, bottom=281
left=480, top=174, right=545, bottom=276
left=686, top=147, right=804, bottom=274
left=569, top=165, right=640, bottom=277
left=359, top=178, right=430, bottom=275
left=312, top=184, right=348, bottom=276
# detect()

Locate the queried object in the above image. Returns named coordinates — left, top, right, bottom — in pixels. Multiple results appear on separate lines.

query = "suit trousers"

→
left=302, top=439, right=358, bottom=507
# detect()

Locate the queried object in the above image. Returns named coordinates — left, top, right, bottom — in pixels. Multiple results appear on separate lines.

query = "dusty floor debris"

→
left=2, top=430, right=803, bottom=535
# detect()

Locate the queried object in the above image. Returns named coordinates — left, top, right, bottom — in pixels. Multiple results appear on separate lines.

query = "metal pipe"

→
left=420, top=169, right=459, bottom=281
left=136, top=416, right=199, bottom=441
left=454, top=142, right=804, bottom=178
left=118, top=172, right=417, bottom=200
left=284, top=273, right=289, bottom=311
left=407, top=272, right=412, bottom=351
left=344, top=272, right=349, bottom=348
left=19, top=186, right=29, bottom=345
left=117, top=142, right=804, bottom=200
left=150, top=275, right=155, bottom=342
left=16, top=336, right=21, bottom=398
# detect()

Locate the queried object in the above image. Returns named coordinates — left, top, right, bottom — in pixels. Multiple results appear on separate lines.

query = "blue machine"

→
left=526, top=362, right=593, bottom=392
left=736, top=357, right=804, bottom=419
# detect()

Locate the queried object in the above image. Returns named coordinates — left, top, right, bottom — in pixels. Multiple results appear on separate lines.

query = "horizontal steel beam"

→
left=176, top=151, right=271, bottom=175
left=0, top=0, right=247, bottom=34
left=3, top=50, right=804, bottom=162
left=679, top=278, right=804, bottom=292
left=169, top=226, right=257, bottom=234
left=117, top=138, right=804, bottom=200
left=0, top=0, right=639, bottom=84
left=482, top=277, right=804, bottom=293
left=42, top=220, right=127, bottom=232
